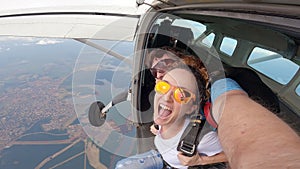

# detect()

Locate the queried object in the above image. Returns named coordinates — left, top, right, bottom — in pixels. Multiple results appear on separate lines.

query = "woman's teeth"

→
left=160, top=104, right=171, bottom=111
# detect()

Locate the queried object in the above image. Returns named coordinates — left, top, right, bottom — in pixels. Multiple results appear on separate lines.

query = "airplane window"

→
left=247, top=47, right=299, bottom=85
left=296, top=84, right=300, bottom=96
left=220, top=37, right=237, bottom=56
left=172, top=19, right=206, bottom=39
left=201, top=33, right=215, bottom=48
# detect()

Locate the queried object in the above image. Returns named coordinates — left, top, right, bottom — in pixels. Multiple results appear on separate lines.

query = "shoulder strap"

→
left=177, top=113, right=206, bottom=157
left=177, top=102, right=217, bottom=157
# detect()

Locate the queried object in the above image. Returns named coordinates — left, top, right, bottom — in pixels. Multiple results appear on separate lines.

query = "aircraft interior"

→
left=134, top=12, right=300, bottom=153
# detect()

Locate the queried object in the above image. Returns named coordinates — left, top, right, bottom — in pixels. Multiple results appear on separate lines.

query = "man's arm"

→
left=212, top=80, right=300, bottom=169
left=177, top=151, right=227, bottom=166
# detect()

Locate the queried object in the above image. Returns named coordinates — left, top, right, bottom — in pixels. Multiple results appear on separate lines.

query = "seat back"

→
left=225, top=66, right=280, bottom=113
left=151, top=21, right=194, bottom=52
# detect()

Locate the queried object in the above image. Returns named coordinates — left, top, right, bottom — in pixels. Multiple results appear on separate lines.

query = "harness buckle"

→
left=178, top=140, right=196, bottom=157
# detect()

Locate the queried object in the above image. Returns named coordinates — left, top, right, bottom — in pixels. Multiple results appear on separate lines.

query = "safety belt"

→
left=177, top=102, right=214, bottom=157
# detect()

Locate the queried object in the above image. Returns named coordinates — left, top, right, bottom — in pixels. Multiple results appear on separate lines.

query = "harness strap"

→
left=177, top=113, right=205, bottom=157
left=163, top=160, right=178, bottom=169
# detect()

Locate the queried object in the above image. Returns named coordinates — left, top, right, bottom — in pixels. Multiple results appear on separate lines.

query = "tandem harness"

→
left=177, top=102, right=217, bottom=157
left=162, top=102, right=221, bottom=169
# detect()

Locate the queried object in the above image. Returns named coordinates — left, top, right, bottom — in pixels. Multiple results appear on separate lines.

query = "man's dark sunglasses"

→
left=150, top=68, right=166, bottom=79
left=150, top=59, right=177, bottom=79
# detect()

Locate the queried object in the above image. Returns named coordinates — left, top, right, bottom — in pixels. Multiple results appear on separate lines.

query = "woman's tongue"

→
left=159, top=104, right=172, bottom=119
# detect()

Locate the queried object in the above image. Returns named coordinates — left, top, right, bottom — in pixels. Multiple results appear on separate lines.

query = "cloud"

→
left=36, top=39, right=63, bottom=45
left=0, top=36, right=36, bottom=42
left=0, top=46, right=11, bottom=52
left=0, top=37, right=63, bottom=46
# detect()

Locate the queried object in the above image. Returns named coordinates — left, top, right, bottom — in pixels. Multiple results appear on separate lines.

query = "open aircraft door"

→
left=0, top=1, right=157, bottom=162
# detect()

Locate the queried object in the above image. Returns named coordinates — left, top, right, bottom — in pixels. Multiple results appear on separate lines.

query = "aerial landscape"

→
left=0, top=37, right=135, bottom=169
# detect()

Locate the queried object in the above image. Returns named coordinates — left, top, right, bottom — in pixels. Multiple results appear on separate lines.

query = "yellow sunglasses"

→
left=155, top=80, right=196, bottom=104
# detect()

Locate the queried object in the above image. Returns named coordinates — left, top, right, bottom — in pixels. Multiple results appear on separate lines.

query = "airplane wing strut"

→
left=75, top=38, right=132, bottom=65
